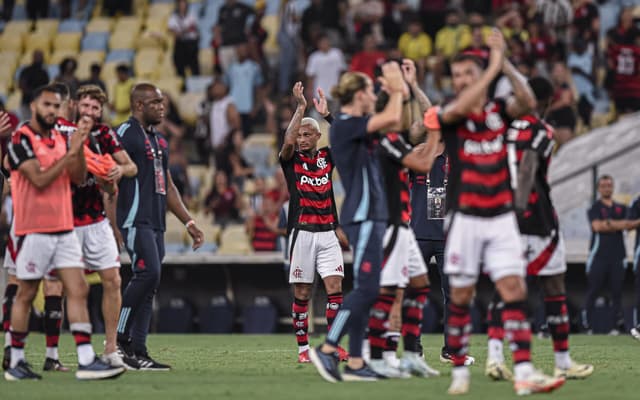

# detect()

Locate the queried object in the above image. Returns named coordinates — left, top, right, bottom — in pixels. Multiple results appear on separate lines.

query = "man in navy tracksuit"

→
left=114, top=84, right=204, bottom=370
left=583, top=175, right=629, bottom=333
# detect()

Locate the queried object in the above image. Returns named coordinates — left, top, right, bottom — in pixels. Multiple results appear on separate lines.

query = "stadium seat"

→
left=217, top=224, right=252, bottom=255
left=81, top=32, right=110, bottom=52
left=157, top=50, right=177, bottom=78
left=5, top=90, right=22, bottom=114
left=109, top=31, right=137, bottom=51
left=0, top=51, right=21, bottom=71
left=25, top=33, right=52, bottom=53
left=156, top=76, right=183, bottom=101
left=137, top=30, right=168, bottom=50
left=3, top=20, right=31, bottom=36
left=134, top=48, right=163, bottom=78
left=198, top=48, right=214, bottom=75
left=242, top=297, right=278, bottom=334
left=176, top=92, right=204, bottom=126
left=261, top=14, right=280, bottom=56
left=53, top=32, right=82, bottom=52
left=19, top=51, right=51, bottom=67
left=199, top=296, right=234, bottom=333
left=76, top=51, right=106, bottom=80
left=34, top=19, right=60, bottom=36
left=0, top=33, right=24, bottom=53
left=148, top=3, right=174, bottom=18
left=86, top=17, right=114, bottom=33
left=185, top=75, right=213, bottom=94
left=114, top=16, right=142, bottom=35
left=156, top=298, right=195, bottom=333
left=58, top=19, right=86, bottom=33
left=105, top=49, right=136, bottom=64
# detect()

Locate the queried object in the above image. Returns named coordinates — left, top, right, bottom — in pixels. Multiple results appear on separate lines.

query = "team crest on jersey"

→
left=316, top=157, right=327, bottom=169
left=485, top=112, right=504, bottom=131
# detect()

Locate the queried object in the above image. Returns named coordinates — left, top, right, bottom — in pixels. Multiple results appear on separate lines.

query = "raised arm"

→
left=401, top=130, right=441, bottom=174
left=440, top=29, right=505, bottom=125
left=503, top=59, right=537, bottom=119
left=402, top=59, right=431, bottom=113
left=280, top=82, right=306, bottom=161
left=367, top=62, right=405, bottom=133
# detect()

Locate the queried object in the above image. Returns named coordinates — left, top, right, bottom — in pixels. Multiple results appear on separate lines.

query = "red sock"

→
left=292, top=298, right=309, bottom=350
left=10, top=330, right=28, bottom=349
left=446, top=303, right=472, bottom=367
left=401, top=286, right=429, bottom=352
left=325, top=292, right=342, bottom=332
left=368, top=293, right=395, bottom=360
left=544, top=296, right=569, bottom=353
left=502, top=301, right=531, bottom=365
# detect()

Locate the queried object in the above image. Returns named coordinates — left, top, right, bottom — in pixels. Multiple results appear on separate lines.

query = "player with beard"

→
left=484, top=77, right=594, bottom=381
left=68, top=84, right=138, bottom=366
left=4, top=84, right=125, bottom=380
left=438, top=30, right=564, bottom=395
left=280, top=82, right=349, bottom=363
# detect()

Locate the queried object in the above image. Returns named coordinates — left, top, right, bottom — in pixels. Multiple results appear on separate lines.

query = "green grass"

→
left=2, top=334, right=639, bottom=400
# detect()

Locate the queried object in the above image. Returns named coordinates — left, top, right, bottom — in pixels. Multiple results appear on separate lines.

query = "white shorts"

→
left=3, top=221, right=17, bottom=276
left=444, top=212, right=525, bottom=288
left=288, top=229, right=344, bottom=284
left=380, top=225, right=428, bottom=287
left=74, top=219, right=121, bottom=271
left=15, top=231, right=83, bottom=281
left=521, top=231, right=567, bottom=276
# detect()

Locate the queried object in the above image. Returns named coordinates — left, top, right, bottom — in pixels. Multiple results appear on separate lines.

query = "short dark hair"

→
left=50, top=82, right=71, bottom=101
left=528, top=77, right=554, bottom=104
left=598, top=175, right=614, bottom=184
left=90, top=63, right=101, bottom=73
left=451, top=53, right=484, bottom=69
left=31, top=84, right=63, bottom=102
left=116, top=64, right=130, bottom=74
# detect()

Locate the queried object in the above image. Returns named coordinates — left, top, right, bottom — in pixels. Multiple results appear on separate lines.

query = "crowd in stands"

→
left=1, top=0, right=640, bottom=253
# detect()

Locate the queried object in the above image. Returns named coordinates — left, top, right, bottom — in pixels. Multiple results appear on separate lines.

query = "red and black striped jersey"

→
left=506, top=115, right=557, bottom=236
left=251, top=214, right=279, bottom=251
left=378, top=132, right=412, bottom=226
left=56, top=119, right=123, bottom=227
left=280, top=147, right=338, bottom=234
left=607, top=42, right=640, bottom=98
left=439, top=99, right=514, bottom=217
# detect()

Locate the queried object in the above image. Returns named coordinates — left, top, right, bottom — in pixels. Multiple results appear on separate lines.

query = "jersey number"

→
left=617, top=53, right=635, bottom=75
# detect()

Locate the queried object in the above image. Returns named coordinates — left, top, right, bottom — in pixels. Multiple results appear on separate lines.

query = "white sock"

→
left=452, top=366, right=470, bottom=380
left=488, top=339, right=505, bottom=363
left=514, top=362, right=534, bottom=381
left=70, top=322, right=96, bottom=366
left=554, top=351, right=571, bottom=370
left=46, top=346, right=59, bottom=360
left=4, top=331, right=10, bottom=348
left=10, top=347, right=24, bottom=369
left=298, top=344, right=310, bottom=354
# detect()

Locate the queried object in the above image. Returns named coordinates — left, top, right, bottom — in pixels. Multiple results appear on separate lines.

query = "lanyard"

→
left=426, top=155, right=448, bottom=188
left=142, top=129, right=163, bottom=160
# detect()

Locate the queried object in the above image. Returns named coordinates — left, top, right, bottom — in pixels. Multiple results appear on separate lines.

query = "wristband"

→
left=185, top=219, right=195, bottom=229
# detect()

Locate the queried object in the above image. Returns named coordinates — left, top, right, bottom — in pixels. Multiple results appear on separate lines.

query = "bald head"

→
left=130, top=83, right=165, bottom=127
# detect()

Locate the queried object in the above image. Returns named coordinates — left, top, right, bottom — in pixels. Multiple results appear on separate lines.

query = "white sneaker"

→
left=368, top=359, right=411, bottom=379
left=400, top=352, right=440, bottom=377
left=514, top=369, right=565, bottom=395
left=382, top=351, right=401, bottom=369
left=448, top=367, right=470, bottom=395
left=630, top=327, right=640, bottom=340
left=102, top=351, right=125, bottom=368
left=485, top=359, right=513, bottom=381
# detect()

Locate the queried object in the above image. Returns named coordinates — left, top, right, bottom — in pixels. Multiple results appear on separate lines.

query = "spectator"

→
left=18, top=50, right=49, bottom=119
left=215, top=0, right=255, bottom=72
left=204, top=171, right=242, bottom=226
left=277, top=0, right=301, bottom=94
left=350, top=34, right=386, bottom=80
left=397, top=19, right=432, bottom=75
left=496, top=7, right=529, bottom=43
left=462, top=21, right=489, bottom=62
left=268, top=168, right=289, bottom=208
left=568, top=37, right=596, bottom=127
left=216, top=129, right=254, bottom=190
left=54, top=58, right=80, bottom=97
left=80, top=63, right=107, bottom=93
left=572, top=0, right=600, bottom=55
left=111, top=64, right=134, bottom=126
left=226, top=43, right=264, bottom=136
left=583, top=175, right=630, bottom=334
left=249, top=0, right=269, bottom=67
left=248, top=176, right=266, bottom=212
left=208, top=80, right=241, bottom=153
left=300, top=0, right=345, bottom=53
left=434, top=8, right=471, bottom=61
left=546, top=61, right=577, bottom=145
left=605, top=7, right=640, bottom=116
left=26, top=0, right=48, bottom=20
left=168, top=0, right=200, bottom=78
left=351, top=0, right=385, bottom=44
left=526, top=20, right=553, bottom=68
left=246, top=192, right=280, bottom=252
left=305, top=34, right=346, bottom=103
left=104, top=0, right=132, bottom=16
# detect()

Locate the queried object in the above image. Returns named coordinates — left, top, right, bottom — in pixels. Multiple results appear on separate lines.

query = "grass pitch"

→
left=2, top=334, right=639, bottom=400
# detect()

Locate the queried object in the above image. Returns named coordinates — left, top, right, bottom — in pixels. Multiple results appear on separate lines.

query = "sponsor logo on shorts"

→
left=448, top=253, right=461, bottom=266
left=335, top=265, right=343, bottom=273
left=26, top=261, right=36, bottom=273
left=293, top=266, right=303, bottom=279
left=402, top=266, right=409, bottom=277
